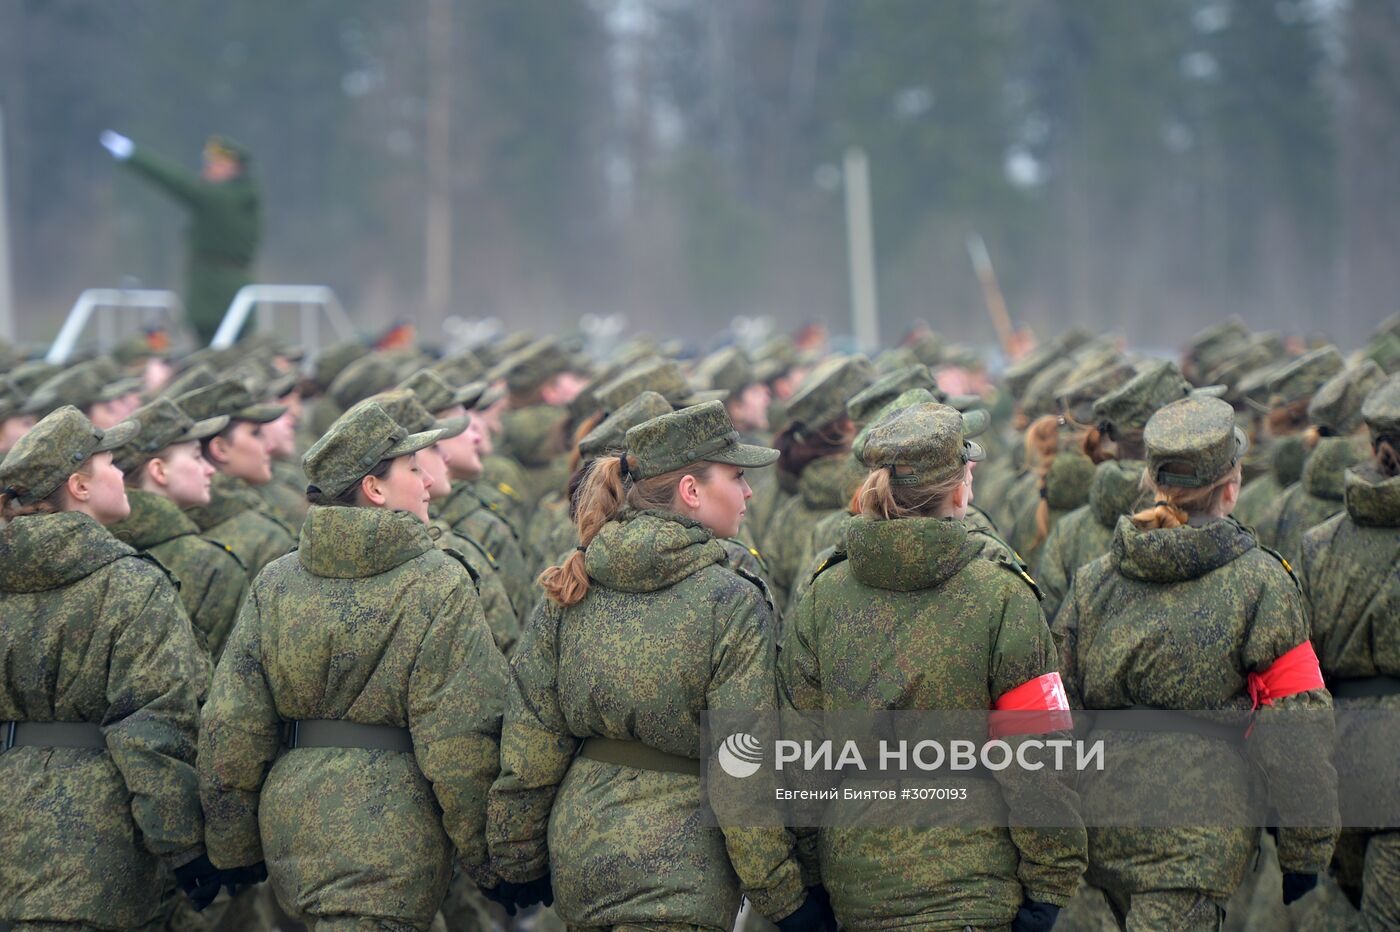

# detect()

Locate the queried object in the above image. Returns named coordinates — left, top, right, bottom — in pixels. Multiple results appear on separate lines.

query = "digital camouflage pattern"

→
left=185, top=471, right=294, bottom=578
left=199, top=504, right=507, bottom=927
left=591, top=357, right=721, bottom=414
left=855, top=402, right=988, bottom=481
left=0, top=405, right=138, bottom=505
left=0, top=512, right=207, bottom=928
left=1252, top=435, right=1363, bottom=566
left=110, top=488, right=249, bottom=661
left=1092, top=360, right=1200, bottom=437
left=761, top=454, right=857, bottom=610
left=844, top=364, right=935, bottom=426
left=491, top=339, right=575, bottom=394
left=109, top=397, right=230, bottom=477
left=434, top=520, right=520, bottom=654
left=621, top=399, right=778, bottom=479
left=255, top=457, right=310, bottom=530
left=1266, top=345, right=1345, bottom=407
left=779, top=513, right=1086, bottom=928
left=176, top=378, right=285, bottom=425
left=1307, top=361, right=1385, bottom=436
left=487, top=509, right=805, bottom=928
left=1052, top=516, right=1338, bottom=902
left=1142, top=395, right=1246, bottom=489
left=478, top=453, right=531, bottom=535
left=1300, top=461, right=1400, bottom=926
left=1234, top=434, right=1308, bottom=529
left=1005, top=446, right=1096, bottom=569
left=301, top=401, right=444, bottom=499
left=436, top=478, right=534, bottom=628
left=782, top=355, right=873, bottom=434
left=497, top=404, right=571, bottom=508
left=1034, top=459, right=1146, bottom=621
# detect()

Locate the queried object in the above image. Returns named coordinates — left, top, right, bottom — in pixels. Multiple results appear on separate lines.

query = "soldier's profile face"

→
left=82, top=451, right=131, bottom=526
left=216, top=421, right=272, bottom=485
left=157, top=441, right=215, bottom=509
left=687, top=463, right=751, bottom=539
left=375, top=453, right=432, bottom=523
left=202, top=152, right=241, bottom=183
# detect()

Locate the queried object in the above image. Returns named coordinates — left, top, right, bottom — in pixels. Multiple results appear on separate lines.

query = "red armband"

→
left=989, top=672, right=1073, bottom=738
left=1247, top=641, right=1325, bottom=712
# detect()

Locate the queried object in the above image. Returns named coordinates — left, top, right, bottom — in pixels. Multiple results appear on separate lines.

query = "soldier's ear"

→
left=146, top=457, right=169, bottom=488
left=360, top=472, right=388, bottom=507
left=675, top=473, right=702, bottom=509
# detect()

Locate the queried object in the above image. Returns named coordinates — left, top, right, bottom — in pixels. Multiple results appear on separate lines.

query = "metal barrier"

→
left=45, top=289, right=185, bottom=364
left=209, top=284, right=356, bottom=355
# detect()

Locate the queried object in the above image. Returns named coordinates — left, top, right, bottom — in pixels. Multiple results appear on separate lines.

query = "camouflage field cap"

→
left=0, top=380, right=21, bottom=420
left=303, top=402, right=445, bottom=498
left=1308, top=360, right=1385, bottom=436
left=872, top=347, right=921, bottom=375
left=577, top=390, right=672, bottom=461
left=1364, top=330, right=1400, bottom=375
left=693, top=347, right=757, bottom=397
left=1266, top=346, right=1345, bottom=408
left=624, top=399, right=778, bottom=480
left=1021, top=355, right=1078, bottom=420
left=1186, top=316, right=1251, bottom=378
left=158, top=363, right=217, bottom=401
left=0, top=405, right=139, bottom=505
left=594, top=358, right=724, bottom=415
left=1004, top=329, right=1092, bottom=399
left=1057, top=354, right=1136, bottom=424
left=7, top=360, right=61, bottom=398
left=489, top=339, right=575, bottom=394
left=328, top=353, right=404, bottom=411
left=851, top=387, right=939, bottom=463
left=566, top=356, right=636, bottom=423
left=846, top=365, right=935, bottom=426
left=310, top=340, right=370, bottom=390
left=110, top=399, right=229, bottom=474
left=20, top=364, right=105, bottom=417
left=1360, top=373, right=1400, bottom=441
left=1144, top=396, right=1249, bottom=488
left=857, top=401, right=987, bottom=485
left=177, top=378, right=286, bottom=424
left=784, top=355, right=874, bottom=434
left=905, top=332, right=945, bottom=368
left=430, top=350, right=486, bottom=387
left=398, top=369, right=488, bottom=414
left=1093, top=360, right=1220, bottom=437
left=360, top=387, right=467, bottom=440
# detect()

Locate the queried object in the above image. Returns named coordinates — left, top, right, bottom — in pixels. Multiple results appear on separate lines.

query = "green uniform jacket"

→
left=111, top=489, right=249, bottom=661
left=762, top=455, right=855, bottom=611
left=125, top=147, right=260, bottom=343
left=437, top=479, right=534, bottom=628
left=498, top=405, right=570, bottom=513
left=186, top=472, right=294, bottom=580
left=1052, top=516, right=1338, bottom=898
left=1234, top=434, right=1308, bottom=530
left=433, top=521, right=520, bottom=655
left=1035, top=460, right=1145, bottom=622
left=255, top=459, right=310, bottom=533
left=1253, top=436, right=1362, bottom=568
left=1006, top=449, right=1096, bottom=571
left=198, top=505, right=507, bottom=927
left=487, top=509, right=805, bottom=928
left=480, top=453, right=531, bottom=537
left=0, top=512, right=207, bottom=928
left=779, top=515, right=1086, bottom=929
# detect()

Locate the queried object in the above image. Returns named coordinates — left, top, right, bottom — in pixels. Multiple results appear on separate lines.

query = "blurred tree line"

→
left=0, top=0, right=1394, bottom=346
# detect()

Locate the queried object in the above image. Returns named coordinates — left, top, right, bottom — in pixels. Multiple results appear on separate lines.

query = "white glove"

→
left=100, top=130, right=134, bottom=160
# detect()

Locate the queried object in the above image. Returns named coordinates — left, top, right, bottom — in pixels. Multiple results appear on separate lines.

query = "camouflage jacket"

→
left=1035, top=460, right=1145, bottom=621
left=498, top=405, right=570, bottom=510
left=487, top=508, right=805, bottom=926
left=254, top=458, right=310, bottom=533
left=479, top=453, right=530, bottom=536
left=185, top=472, right=294, bottom=579
left=1052, top=516, right=1338, bottom=895
left=1234, top=434, right=1308, bottom=530
left=779, top=515, right=1086, bottom=928
left=436, top=479, right=534, bottom=626
left=111, top=488, right=249, bottom=661
left=1254, top=436, right=1362, bottom=567
left=198, top=505, right=507, bottom=926
left=1006, top=449, right=1096, bottom=571
left=762, top=455, right=856, bottom=611
left=433, top=520, right=520, bottom=655
left=0, top=512, right=206, bottom=928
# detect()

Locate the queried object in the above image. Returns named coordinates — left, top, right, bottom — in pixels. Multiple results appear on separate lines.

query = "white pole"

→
left=0, top=106, right=15, bottom=342
left=843, top=146, right=879, bottom=352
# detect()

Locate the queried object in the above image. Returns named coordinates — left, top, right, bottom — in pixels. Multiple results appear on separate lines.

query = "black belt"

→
left=2, top=721, right=105, bottom=751
left=577, top=736, right=700, bottom=776
left=1092, top=708, right=1245, bottom=745
left=1330, top=676, right=1400, bottom=700
left=285, top=720, right=414, bottom=753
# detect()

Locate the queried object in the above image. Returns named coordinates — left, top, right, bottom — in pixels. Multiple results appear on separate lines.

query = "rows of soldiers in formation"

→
left=0, top=312, right=1397, bottom=932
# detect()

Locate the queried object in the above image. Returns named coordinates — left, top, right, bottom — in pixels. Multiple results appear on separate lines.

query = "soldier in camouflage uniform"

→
left=175, top=379, right=295, bottom=579
left=779, top=400, right=1087, bottom=928
left=1299, top=373, right=1400, bottom=930
left=198, top=403, right=508, bottom=931
left=0, top=378, right=35, bottom=456
left=490, top=340, right=586, bottom=512
left=251, top=369, right=310, bottom=532
left=1052, top=396, right=1338, bottom=929
left=1036, top=361, right=1208, bottom=621
left=1252, top=360, right=1383, bottom=567
left=1234, top=347, right=1344, bottom=530
left=487, top=401, right=830, bottom=929
left=300, top=341, right=370, bottom=446
left=762, top=355, right=874, bottom=610
left=0, top=407, right=219, bottom=928
left=19, top=359, right=143, bottom=427
left=108, top=399, right=249, bottom=662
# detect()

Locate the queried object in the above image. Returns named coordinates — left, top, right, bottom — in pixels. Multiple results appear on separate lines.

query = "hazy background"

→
left=2, top=0, right=1396, bottom=349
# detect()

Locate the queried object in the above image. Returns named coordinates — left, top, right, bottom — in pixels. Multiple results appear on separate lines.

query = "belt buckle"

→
left=282, top=720, right=299, bottom=750
left=2, top=721, right=15, bottom=752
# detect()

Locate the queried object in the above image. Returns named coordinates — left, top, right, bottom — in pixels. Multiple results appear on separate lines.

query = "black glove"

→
left=482, top=874, right=554, bottom=917
left=1282, top=872, right=1318, bottom=905
left=776, top=886, right=839, bottom=931
left=221, top=861, right=268, bottom=897
left=174, top=854, right=222, bottom=912
left=1011, top=898, right=1061, bottom=932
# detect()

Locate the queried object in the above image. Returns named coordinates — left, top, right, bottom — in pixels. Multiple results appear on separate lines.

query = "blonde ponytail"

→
left=1131, top=463, right=1242, bottom=530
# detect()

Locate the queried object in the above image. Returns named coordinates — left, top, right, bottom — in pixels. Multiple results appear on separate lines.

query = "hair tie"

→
left=306, top=484, right=322, bottom=496
left=1038, top=485, right=1048, bottom=500
left=575, top=544, right=587, bottom=553
left=617, top=455, right=630, bottom=479
left=1152, top=500, right=1172, bottom=509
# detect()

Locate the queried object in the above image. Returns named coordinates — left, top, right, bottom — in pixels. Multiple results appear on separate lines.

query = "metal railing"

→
left=45, top=289, right=185, bottom=364
left=209, top=284, right=356, bottom=355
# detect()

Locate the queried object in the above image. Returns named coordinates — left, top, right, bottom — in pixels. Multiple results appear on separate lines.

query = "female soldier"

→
left=198, top=402, right=508, bottom=931
left=1299, top=373, right=1400, bottom=927
left=0, top=406, right=216, bottom=928
left=487, top=400, right=829, bottom=930
left=109, top=398, right=249, bottom=661
left=780, top=401, right=1086, bottom=929
left=1053, top=395, right=1338, bottom=928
